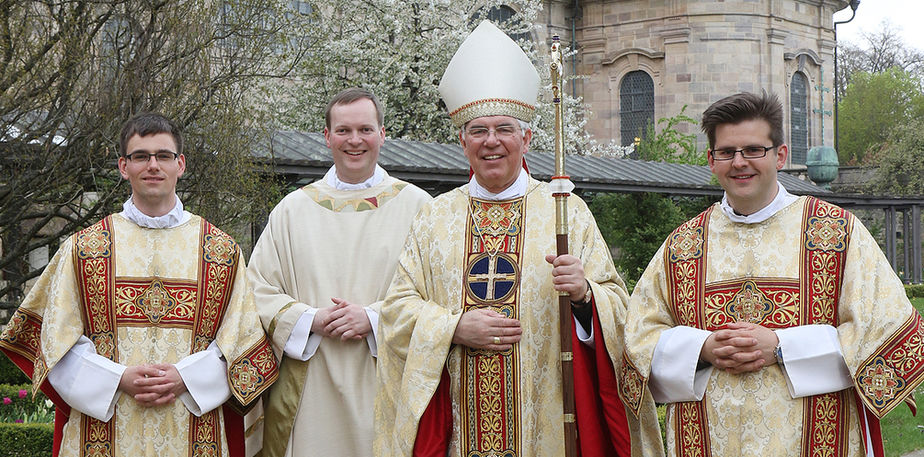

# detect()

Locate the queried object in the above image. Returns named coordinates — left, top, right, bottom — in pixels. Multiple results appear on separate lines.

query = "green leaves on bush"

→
left=0, top=422, right=53, bottom=457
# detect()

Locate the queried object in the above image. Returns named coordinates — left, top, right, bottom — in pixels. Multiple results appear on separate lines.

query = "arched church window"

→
left=471, top=5, right=528, bottom=42
left=790, top=71, right=809, bottom=165
left=619, top=70, right=654, bottom=146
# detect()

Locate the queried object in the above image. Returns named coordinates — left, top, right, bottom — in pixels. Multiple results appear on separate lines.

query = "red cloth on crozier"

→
left=412, top=303, right=632, bottom=456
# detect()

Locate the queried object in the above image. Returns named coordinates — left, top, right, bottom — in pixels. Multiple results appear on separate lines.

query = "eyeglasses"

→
left=465, top=124, right=520, bottom=140
left=709, top=145, right=776, bottom=161
left=125, top=151, right=179, bottom=164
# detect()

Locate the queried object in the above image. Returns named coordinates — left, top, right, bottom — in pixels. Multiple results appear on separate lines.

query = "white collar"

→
left=720, top=181, right=798, bottom=224
left=325, top=164, right=385, bottom=190
left=469, top=169, right=528, bottom=200
left=121, top=195, right=191, bottom=229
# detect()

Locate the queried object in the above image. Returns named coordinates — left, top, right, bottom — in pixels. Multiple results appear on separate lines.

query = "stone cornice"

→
left=602, top=48, right=665, bottom=66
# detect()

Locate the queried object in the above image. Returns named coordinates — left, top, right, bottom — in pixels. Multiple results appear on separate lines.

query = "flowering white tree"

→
left=273, top=0, right=622, bottom=155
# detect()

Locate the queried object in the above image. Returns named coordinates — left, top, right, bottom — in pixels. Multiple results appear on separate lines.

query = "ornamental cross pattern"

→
left=860, top=358, right=903, bottom=404
left=467, top=253, right=518, bottom=302
left=728, top=281, right=772, bottom=323
left=136, top=279, right=177, bottom=324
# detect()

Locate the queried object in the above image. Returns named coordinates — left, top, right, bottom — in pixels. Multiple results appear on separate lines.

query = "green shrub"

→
left=0, top=355, right=29, bottom=385
left=905, top=284, right=924, bottom=298
left=0, top=422, right=53, bottom=457
left=0, top=384, right=53, bottom=424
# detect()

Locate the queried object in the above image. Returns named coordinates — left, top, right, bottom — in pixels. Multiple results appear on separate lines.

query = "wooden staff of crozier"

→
left=550, top=34, right=578, bottom=457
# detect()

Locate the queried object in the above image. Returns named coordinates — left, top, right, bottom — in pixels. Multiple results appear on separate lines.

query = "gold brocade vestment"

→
left=619, top=197, right=924, bottom=457
left=375, top=178, right=663, bottom=457
left=1, top=214, right=277, bottom=457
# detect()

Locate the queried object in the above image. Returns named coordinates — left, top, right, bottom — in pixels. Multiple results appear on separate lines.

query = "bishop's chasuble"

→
left=248, top=173, right=430, bottom=457
left=375, top=177, right=663, bottom=457
left=0, top=213, right=277, bottom=457
left=620, top=196, right=924, bottom=456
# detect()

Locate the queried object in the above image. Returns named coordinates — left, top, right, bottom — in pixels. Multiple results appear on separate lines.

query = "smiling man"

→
left=620, top=92, right=924, bottom=456
left=0, top=113, right=277, bottom=456
left=247, top=88, right=430, bottom=457
left=375, top=21, right=662, bottom=457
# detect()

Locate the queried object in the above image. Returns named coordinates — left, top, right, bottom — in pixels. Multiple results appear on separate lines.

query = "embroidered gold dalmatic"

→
left=375, top=178, right=663, bottom=457
left=247, top=174, right=431, bottom=457
left=0, top=214, right=276, bottom=457
left=620, top=197, right=924, bottom=457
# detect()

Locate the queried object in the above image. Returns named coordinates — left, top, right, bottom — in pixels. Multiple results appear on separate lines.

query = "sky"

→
left=832, top=0, right=924, bottom=51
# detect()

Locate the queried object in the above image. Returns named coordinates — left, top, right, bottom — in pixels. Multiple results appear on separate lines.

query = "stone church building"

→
left=535, top=0, right=852, bottom=168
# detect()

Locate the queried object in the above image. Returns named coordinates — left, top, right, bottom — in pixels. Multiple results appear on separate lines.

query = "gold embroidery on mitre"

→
left=449, top=98, right=536, bottom=127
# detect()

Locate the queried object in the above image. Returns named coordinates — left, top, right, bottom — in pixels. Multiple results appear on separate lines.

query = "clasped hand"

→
left=312, top=297, right=372, bottom=340
left=119, top=364, right=187, bottom=407
left=700, top=322, right=779, bottom=374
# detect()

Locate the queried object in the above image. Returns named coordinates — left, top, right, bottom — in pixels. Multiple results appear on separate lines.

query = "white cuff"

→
left=649, top=326, right=713, bottom=403
left=284, top=309, right=322, bottom=361
left=776, top=325, right=852, bottom=398
left=175, top=341, right=230, bottom=416
left=365, top=307, right=379, bottom=358
left=47, top=336, right=125, bottom=421
left=574, top=316, right=594, bottom=346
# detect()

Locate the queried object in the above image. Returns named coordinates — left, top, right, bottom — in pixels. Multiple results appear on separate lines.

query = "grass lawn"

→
left=882, top=386, right=924, bottom=456
left=880, top=296, right=924, bottom=456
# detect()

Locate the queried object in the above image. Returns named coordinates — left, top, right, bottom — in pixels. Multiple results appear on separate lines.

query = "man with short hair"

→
left=620, top=92, right=924, bottom=456
left=0, top=113, right=277, bottom=456
left=247, top=87, right=431, bottom=457
left=375, top=21, right=662, bottom=457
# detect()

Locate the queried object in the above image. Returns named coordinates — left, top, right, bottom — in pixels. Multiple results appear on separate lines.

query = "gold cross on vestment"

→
left=469, top=255, right=517, bottom=301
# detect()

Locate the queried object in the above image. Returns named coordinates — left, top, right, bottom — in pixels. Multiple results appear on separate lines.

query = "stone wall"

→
left=542, top=0, right=848, bottom=166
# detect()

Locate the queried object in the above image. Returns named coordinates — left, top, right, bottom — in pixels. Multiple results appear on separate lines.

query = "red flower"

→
left=2, top=397, right=10, bottom=405
left=17, top=389, right=27, bottom=399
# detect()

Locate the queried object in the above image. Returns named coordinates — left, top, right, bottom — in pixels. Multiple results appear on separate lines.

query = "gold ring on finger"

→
left=493, top=336, right=501, bottom=345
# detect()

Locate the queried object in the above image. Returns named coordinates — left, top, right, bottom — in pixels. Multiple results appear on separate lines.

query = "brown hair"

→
left=701, top=91, right=783, bottom=149
left=119, top=113, right=183, bottom=156
left=325, top=87, right=384, bottom=129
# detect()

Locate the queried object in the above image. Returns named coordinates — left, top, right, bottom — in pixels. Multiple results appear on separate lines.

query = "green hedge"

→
left=905, top=284, right=924, bottom=298
left=0, top=422, right=53, bottom=457
left=0, top=354, right=29, bottom=385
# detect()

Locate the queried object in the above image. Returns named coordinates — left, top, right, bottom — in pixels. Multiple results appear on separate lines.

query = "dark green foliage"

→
left=636, top=106, right=707, bottom=166
left=0, top=356, right=28, bottom=385
left=590, top=193, right=714, bottom=286
left=837, top=69, right=924, bottom=165
left=0, top=422, right=53, bottom=457
left=866, top=118, right=924, bottom=197
left=906, top=285, right=924, bottom=299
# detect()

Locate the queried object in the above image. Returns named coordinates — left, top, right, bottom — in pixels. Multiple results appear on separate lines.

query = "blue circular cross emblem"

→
left=466, top=253, right=519, bottom=303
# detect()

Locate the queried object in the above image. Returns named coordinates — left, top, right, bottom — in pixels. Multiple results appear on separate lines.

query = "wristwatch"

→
left=774, top=344, right=783, bottom=365
left=571, top=280, right=593, bottom=307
